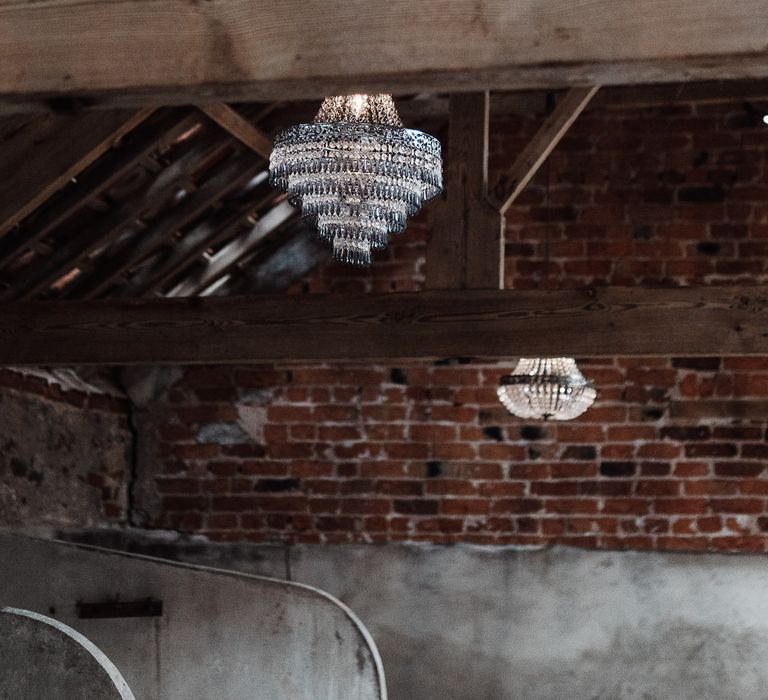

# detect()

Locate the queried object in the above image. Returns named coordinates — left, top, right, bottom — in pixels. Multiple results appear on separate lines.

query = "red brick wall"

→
left=148, top=96, right=768, bottom=552
left=149, top=356, right=768, bottom=551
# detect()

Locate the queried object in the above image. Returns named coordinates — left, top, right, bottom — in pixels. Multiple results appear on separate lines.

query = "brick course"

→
left=147, top=357, right=768, bottom=551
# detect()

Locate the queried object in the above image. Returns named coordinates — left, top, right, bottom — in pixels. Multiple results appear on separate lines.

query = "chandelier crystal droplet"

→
left=269, top=94, right=443, bottom=266
left=497, top=357, right=597, bottom=421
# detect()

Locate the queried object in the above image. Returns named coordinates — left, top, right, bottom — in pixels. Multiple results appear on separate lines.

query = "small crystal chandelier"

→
left=497, top=358, right=596, bottom=421
left=269, top=94, right=442, bottom=265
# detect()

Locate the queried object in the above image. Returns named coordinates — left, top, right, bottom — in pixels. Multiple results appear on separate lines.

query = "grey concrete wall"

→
left=0, top=385, right=131, bottom=532
left=0, top=607, right=134, bottom=700
left=0, top=535, right=386, bottom=700
left=65, top=531, right=768, bottom=700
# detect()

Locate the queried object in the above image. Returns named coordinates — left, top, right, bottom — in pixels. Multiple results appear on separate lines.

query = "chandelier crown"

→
left=269, top=94, right=442, bottom=266
left=314, top=94, right=404, bottom=127
left=497, top=357, right=596, bottom=421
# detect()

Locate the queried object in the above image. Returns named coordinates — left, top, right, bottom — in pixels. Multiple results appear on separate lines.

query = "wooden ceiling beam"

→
left=0, top=108, right=198, bottom=272
left=0, top=108, right=154, bottom=237
left=71, top=150, right=265, bottom=300
left=488, top=86, right=599, bottom=214
left=5, top=128, right=232, bottom=301
left=198, top=104, right=273, bottom=159
left=0, top=285, right=767, bottom=365
left=0, top=2, right=767, bottom=110
left=119, top=188, right=271, bottom=298
left=426, top=92, right=504, bottom=290
left=169, top=200, right=297, bottom=297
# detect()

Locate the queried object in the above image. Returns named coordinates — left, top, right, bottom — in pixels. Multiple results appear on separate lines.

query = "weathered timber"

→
left=198, top=104, right=273, bottom=158
left=0, top=109, right=153, bottom=236
left=0, top=1, right=767, bottom=109
left=0, top=109, right=198, bottom=271
left=1, top=286, right=767, bottom=365
left=426, top=92, right=503, bottom=290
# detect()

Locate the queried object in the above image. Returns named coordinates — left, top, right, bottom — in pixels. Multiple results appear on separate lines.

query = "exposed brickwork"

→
left=146, top=96, right=768, bottom=552
left=145, top=357, right=768, bottom=551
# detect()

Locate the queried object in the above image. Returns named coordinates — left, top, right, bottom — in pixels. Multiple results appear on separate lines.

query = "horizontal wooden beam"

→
left=0, top=286, right=767, bottom=365
left=0, top=1, right=767, bottom=110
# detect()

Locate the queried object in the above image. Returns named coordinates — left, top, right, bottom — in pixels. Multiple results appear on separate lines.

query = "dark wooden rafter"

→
left=426, top=92, right=504, bottom=290
left=0, top=1, right=766, bottom=111
left=4, top=123, right=236, bottom=301
left=118, top=182, right=274, bottom=298
left=0, top=108, right=200, bottom=272
left=0, top=108, right=154, bottom=237
left=67, top=149, right=266, bottom=300
left=198, top=103, right=273, bottom=159
left=168, top=200, right=296, bottom=296
left=488, top=86, right=600, bottom=214
left=1, top=286, right=768, bottom=365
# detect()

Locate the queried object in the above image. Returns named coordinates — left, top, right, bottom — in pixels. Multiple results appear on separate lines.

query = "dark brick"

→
left=483, top=426, right=504, bottom=442
left=685, top=443, right=738, bottom=458
left=426, top=461, right=444, bottom=478
left=600, top=461, right=636, bottom=478
left=678, top=185, right=724, bottom=203
left=390, top=368, right=409, bottom=385
left=254, top=478, right=300, bottom=493
left=671, top=357, right=721, bottom=371
left=742, top=444, right=768, bottom=459
left=696, top=241, right=721, bottom=256
left=520, top=425, right=545, bottom=441
left=632, top=225, right=654, bottom=240
left=562, top=445, right=597, bottom=460
left=393, top=499, right=440, bottom=515
left=660, top=426, right=711, bottom=441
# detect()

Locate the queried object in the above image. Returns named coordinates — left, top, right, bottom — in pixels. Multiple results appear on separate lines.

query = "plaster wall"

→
left=69, top=532, right=768, bottom=700
left=0, top=535, right=386, bottom=700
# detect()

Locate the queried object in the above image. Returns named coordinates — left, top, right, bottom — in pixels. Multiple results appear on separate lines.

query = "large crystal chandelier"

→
left=497, top=358, right=596, bottom=421
left=269, top=94, right=442, bottom=265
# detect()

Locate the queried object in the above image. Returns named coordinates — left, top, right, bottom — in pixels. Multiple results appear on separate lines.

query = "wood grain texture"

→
left=0, top=1, right=767, bottom=108
left=198, top=104, right=273, bottom=159
left=0, top=109, right=197, bottom=272
left=426, top=93, right=503, bottom=290
left=0, top=108, right=153, bottom=236
left=489, top=87, right=599, bottom=213
left=169, top=200, right=297, bottom=296
left=1, top=286, right=767, bottom=365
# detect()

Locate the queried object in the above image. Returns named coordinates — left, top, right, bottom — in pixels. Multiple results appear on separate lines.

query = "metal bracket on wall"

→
left=76, top=598, right=163, bottom=619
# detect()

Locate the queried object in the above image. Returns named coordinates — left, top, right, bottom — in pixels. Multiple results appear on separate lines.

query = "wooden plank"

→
left=4, top=130, right=232, bottom=301
left=0, top=109, right=199, bottom=271
left=426, top=93, right=504, bottom=290
left=0, top=108, right=154, bottom=236
left=0, top=1, right=767, bottom=109
left=2, top=286, right=768, bottom=365
left=119, top=194, right=269, bottom=297
left=198, top=104, right=273, bottom=159
left=71, top=150, right=264, bottom=300
left=401, top=78, right=768, bottom=122
left=488, top=87, right=599, bottom=214
left=169, top=200, right=297, bottom=297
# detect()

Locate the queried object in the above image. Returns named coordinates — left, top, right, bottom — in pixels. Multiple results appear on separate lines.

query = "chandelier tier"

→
left=497, top=358, right=596, bottom=421
left=269, top=94, right=442, bottom=265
